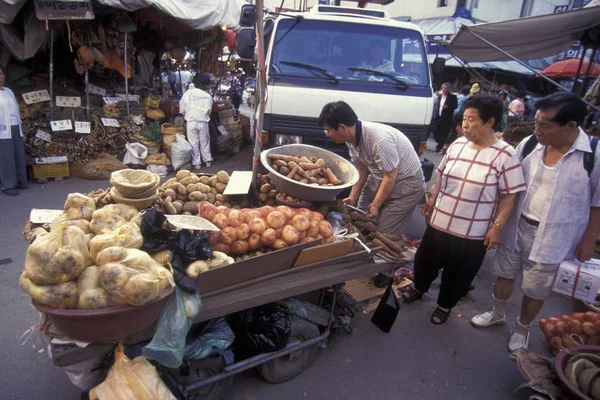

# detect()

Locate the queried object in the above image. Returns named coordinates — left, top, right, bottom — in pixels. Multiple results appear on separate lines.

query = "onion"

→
left=261, top=228, right=277, bottom=246
left=310, top=211, right=324, bottom=222
left=585, top=312, right=599, bottom=322
left=582, top=321, right=596, bottom=336
left=296, top=208, right=312, bottom=219
left=248, top=233, right=262, bottom=250
left=276, top=205, right=294, bottom=221
left=562, top=334, right=575, bottom=348
left=555, top=321, right=566, bottom=335
left=282, top=225, right=300, bottom=245
left=315, top=234, right=324, bottom=240
left=299, top=230, right=307, bottom=240
left=232, top=240, right=249, bottom=254
left=248, top=210, right=261, bottom=220
left=573, top=312, right=586, bottom=322
left=319, top=221, right=334, bottom=237
left=594, top=320, right=600, bottom=332
left=249, top=218, right=267, bottom=234
left=273, top=239, right=288, bottom=249
left=236, top=224, right=251, bottom=240
left=291, top=215, right=310, bottom=231
left=213, top=243, right=231, bottom=255
left=212, top=214, right=228, bottom=229
left=301, top=237, right=316, bottom=243
left=560, top=315, right=572, bottom=322
left=208, top=231, right=220, bottom=246
left=258, top=206, right=275, bottom=219
left=200, top=202, right=217, bottom=220
left=275, top=227, right=283, bottom=238
left=307, top=221, right=320, bottom=237
left=548, top=317, right=560, bottom=323
left=220, top=227, right=237, bottom=245
left=217, top=205, right=231, bottom=216
left=567, top=319, right=582, bottom=334
left=227, top=210, right=243, bottom=227
left=323, top=236, right=335, bottom=244
left=239, top=210, right=250, bottom=224
left=266, top=211, right=286, bottom=229
left=550, top=336, right=562, bottom=350
left=542, top=323, right=555, bottom=337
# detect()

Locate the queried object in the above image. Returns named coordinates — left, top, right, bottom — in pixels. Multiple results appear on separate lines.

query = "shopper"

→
left=440, top=110, right=464, bottom=154
left=469, top=83, right=481, bottom=97
left=228, top=69, right=244, bottom=117
left=455, top=86, right=470, bottom=115
left=471, top=92, right=600, bottom=351
left=508, top=91, right=526, bottom=122
left=402, top=95, right=525, bottom=325
left=0, top=65, right=28, bottom=196
left=179, top=73, right=214, bottom=170
left=434, top=83, right=458, bottom=153
left=499, top=90, right=510, bottom=131
left=319, top=101, right=425, bottom=237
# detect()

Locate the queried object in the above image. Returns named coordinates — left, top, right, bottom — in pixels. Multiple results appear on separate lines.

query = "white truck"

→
left=260, top=5, right=434, bottom=156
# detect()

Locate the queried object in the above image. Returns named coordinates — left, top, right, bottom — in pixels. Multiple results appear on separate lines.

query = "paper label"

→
left=30, top=209, right=64, bottom=224
left=223, top=171, right=253, bottom=196
left=117, top=93, right=140, bottom=102
left=74, top=121, right=91, bottom=134
left=22, top=90, right=50, bottom=105
left=132, top=115, right=145, bottom=125
left=86, top=84, right=106, bottom=96
left=102, top=97, right=121, bottom=104
left=35, top=129, right=52, bottom=142
left=55, top=96, right=81, bottom=108
left=101, top=118, right=120, bottom=128
left=165, top=215, right=220, bottom=231
left=34, top=0, right=95, bottom=20
left=50, top=120, right=73, bottom=131
left=34, top=156, right=68, bottom=164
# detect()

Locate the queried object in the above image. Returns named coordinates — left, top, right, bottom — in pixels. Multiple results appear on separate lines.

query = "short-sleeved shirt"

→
left=179, top=88, right=213, bottom=123
left=431, top=137, right=526, bottom=239
left=347, top=120, right=422, bottom=183
left=508, top=99, right=525, bottom=118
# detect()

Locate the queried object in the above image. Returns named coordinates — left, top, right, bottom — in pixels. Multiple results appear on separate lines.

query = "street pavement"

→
left=0, top=114, right=574, bottom=399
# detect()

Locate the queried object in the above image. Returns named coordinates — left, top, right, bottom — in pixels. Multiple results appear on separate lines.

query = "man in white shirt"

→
left=179, top=73, right=214, bottom=170
left=471, top=92, right=600, bottom=352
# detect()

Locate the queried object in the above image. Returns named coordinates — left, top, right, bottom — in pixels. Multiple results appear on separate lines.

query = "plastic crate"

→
left=31, top=163, right=70, bottom=179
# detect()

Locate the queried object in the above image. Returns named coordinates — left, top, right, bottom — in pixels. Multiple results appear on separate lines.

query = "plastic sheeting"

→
left=0, top=12, right=47, bottom=61
left=96, top=0, right=247, bottom=31
left=0, top=0, right=27, bottom=25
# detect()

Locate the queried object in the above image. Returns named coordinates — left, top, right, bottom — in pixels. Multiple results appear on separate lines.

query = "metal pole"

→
left=84, top=65, right=89, bottom=120
left=580, top=45, right=598, bottom=97
left=124, top=32, right=130, bottom=118
left=461, top=27, right=600, bottom=113
left=50, top=28, right=54, bottom=120
left=252, top=0, right=266, bottom=197
left=574, top=44, right=588, bottom=87
left=132, top=54, right=136, bottom=95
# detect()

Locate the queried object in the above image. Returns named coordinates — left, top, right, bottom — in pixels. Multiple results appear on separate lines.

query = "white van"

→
left=262, top=5, right=434, bottom=156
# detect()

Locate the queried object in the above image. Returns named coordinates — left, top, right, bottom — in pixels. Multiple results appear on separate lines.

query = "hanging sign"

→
left=34, top=0, right=95, bottom=20
left=117, top=94, right=140, bottom=102
left=74, top=121, right=91, bottom=134
left=102, top=97, right=121, bottom=104
left=35, top=130, right=52, bottom=142
left=101, top=118, right=119, bottom=128
left=22, top=90, right=50, bottom=105
left=132, top=116, right=145, bottom=125
left=56, top=96, right=81, bottom=108
left=50, top=120, right=73, bottom=132
left=86, top=84, right=106, bottom=96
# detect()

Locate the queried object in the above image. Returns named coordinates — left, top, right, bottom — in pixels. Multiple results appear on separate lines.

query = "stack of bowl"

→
left=109, top=169, right=160, bottom=209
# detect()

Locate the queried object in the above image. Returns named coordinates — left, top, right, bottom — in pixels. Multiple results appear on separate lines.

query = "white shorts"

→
left=491, top=217, right=560, bottom=300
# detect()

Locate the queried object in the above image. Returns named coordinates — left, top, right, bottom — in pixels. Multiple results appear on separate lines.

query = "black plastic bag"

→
left=276, top=299, right=329, bottom=327
left=371, top=281, right=400, bottom=333
left=184, top=319, right=235, bottom=361
left=141, top=209, right=212, bottom=293
left=232, top=305, right=291, bottom=360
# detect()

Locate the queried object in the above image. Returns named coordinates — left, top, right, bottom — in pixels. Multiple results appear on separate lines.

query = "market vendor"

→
left=179, top=73, right=214, bottom=170
left=318, top=101, right=425, bottom=236
left=0, top=65, right=27, bottom=196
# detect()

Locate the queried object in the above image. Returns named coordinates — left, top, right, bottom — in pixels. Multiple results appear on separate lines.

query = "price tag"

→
left=101, top=118, right=120, bottom=128
left=74, top=121, right=91, bottom=134
left=22, top=90, right=50, bottom=105
left=117, top=93, right=140, bottom=102
left=86, top=84, right=106, bottom=96
left=34, top=156, right=68, bottom=164
left=50, top=120, right=73, bottom=132
left=132, top=115, right=145, bottom=125
left=35, top=129, right=52, bottom=142
left=55, top=96, right=81, bottom=108
left=103, top=97, right=121, bottom=104
left=30, top=209, right=64, bottom=224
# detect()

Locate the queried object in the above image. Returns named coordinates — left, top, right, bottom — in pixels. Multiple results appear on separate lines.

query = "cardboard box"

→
left=553, top=259, right=600, bottom=303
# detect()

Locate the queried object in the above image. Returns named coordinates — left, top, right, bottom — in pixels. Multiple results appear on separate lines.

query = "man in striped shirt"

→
left=318, top=101, right=425, bottom=237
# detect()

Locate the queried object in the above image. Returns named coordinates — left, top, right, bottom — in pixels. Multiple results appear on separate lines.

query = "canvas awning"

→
left=446, top=6, right=600, bottom=63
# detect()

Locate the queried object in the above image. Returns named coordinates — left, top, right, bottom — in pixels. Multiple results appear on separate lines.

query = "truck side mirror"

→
left=239, top=4, right=257, bottom=28
left=236, top=28, right=256, bottom=61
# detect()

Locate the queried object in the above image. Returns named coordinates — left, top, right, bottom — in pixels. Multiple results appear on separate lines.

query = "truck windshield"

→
left=270, top=19, right=430, bottom=86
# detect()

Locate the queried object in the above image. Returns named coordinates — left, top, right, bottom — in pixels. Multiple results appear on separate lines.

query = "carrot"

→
left=273, top=160, right=288, bottom=168
left=288, top=161, right=309, bottom=179
left=298, top=162, right=320, bottom=170
left=268, top=154, right=304, bottom=163
left=315, top=159, right=326, bottom=168
left=287, top=166, right=298, bottom=179
left=326, top=168, right=343, bottom=185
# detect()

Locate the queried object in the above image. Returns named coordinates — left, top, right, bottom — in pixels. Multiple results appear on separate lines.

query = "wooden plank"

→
left=293, top=239, right=353, bottom=267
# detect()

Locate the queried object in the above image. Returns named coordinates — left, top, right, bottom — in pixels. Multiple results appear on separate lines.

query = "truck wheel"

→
left=257, top=317, right=321, bottom=384
left=177, top=357, right=233, bottom=400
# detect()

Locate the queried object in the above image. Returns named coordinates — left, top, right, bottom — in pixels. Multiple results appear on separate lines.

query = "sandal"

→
left=401, top=287, right=423, bottom=303
left=431, top=307, right=451, bottom=325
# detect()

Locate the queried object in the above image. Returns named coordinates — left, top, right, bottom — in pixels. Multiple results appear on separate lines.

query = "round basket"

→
left=33, top=287, right=174, bottom=343
left=555, top=345, right=600, bottom=400
left=110, top=169, right=160, bottom=196
left=110, top=187, right=158, bottom=210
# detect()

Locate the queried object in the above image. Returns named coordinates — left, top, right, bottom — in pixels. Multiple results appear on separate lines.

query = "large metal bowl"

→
left=261, top=144, right=359, bottom=202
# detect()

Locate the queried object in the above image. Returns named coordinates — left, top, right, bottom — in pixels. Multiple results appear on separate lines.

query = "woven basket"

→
left=161, top=123, right=185, bottom=135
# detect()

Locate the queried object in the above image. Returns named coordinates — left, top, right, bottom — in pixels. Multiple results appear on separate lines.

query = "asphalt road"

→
left=0, top=119, right=574, bottom=400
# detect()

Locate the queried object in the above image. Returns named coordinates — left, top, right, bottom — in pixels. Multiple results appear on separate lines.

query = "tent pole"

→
left=252, top=0, right=266, bottom=197
left=85, top=65, right=89, bottom=120
left=124, top=32, right=130, bottom=118
left=580, top=45, right=598, bottom=97
left=461, top=27, right=600, bottom=113
left=49, top=28, right=54, bottom=121
left=573, top=44, right=588, bottom=86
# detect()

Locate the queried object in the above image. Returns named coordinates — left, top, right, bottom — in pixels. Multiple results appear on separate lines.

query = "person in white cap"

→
left=179, top=73, right=214, bottom=170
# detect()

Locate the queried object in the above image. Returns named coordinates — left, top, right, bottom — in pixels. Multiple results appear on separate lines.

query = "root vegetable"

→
left=287, top=166, right=298, bottom=179
left=583, top=322, right=596, bottom=336
left=248, top=233, right=262, bottom=250
left=282, top=225, right=300, bottom=245
left=261, top=228, right=277, bottom=245
left=310, top=211, right=324, bottom=222
left=585, top=312, right=599, bottom=322
left=258, top=206, right=275, bottom=218
left=298, top=162, right=319, bottom=170
left=165, top=188, right=177, bottom=201
left=307, top=221, right=320, bottom=237
left=171, top=182, right=187, bottom=195
left=227, top=210, right=243, bottom=227
left=568, top=320, right=583, bottom=335
left=182, top=201, right=200, bottom=214
left=206, top=193, right=216, bottom=203
left=209, top=176, right=219, bottom=187
left=217, top=206, right=231, bottom=216
left=210, top=188, right=218, bottom=195
left=215, top=182, right=227, bottom=193
left=542, top=323, right=555, bottom=337
left=186, top=184, right=197, bottom=194
left=555, top=321, right=566, bottom=335
left=268, top=154, right=304, bottom=163
left=213, top=243, right=231, bottom=255
left=268, top=190, right=277, bottom=198
left=217, top=171, right=230, bottom=183
left=260, top=184, right=272, bottom=194
left=319, top=221, right=334, bottom=237
left=199, top=176, right=211, bottom=185
left=315, top=159, right=326, bottom=167
left=562, top=334, right=575, bottom=348
left=300, top=178, right=309, bottom=184
left=208, top=231, right=220, bottom=246
left=189, top=192, right=207, bottom=202
left=212, top=214, right=228, bottom=229
left=176, top=170, right=191, bottom=180
left=280, top=166, right=290, bottom=176
left=273, top=239, right=288, bottom=249
left=573, top=313, right=587, bottom=322
left=317, top=178, right=328, bottom=185
left=276, top=206, right=294, bottom=221
left=163, top=198, right=177, bottom=215
left=236, top=224, right=251, bottom=240
left=232, top=240, right=249, bottom=254
left=177, top=192, right=188, bottom=201
left=196, top=183, right=211, bottom=193
left=374, top=232, right=405, bottom=255
left=220, top=227, right=237, bottom=245
left=180, top=177, right=196, bottom=186
left=273, top=160, right=287, bottom=168
left=267, top=211, right=286, bottom=228
left=292, top=215, right=310, bottom=231
left=248, top=210, right=261, bottom=220
left=295, top=208, right=312, bottom=219
left=259, top=193, right=268, bottom=203
left=301, top=237, right=316, bottom=243
left=249, top=218, right=267, bottom=234
left=325, top=168, right=343, bottom=185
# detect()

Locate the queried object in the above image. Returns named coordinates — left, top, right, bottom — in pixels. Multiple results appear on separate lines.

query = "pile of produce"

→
left=19, top=193, right=174, bottom=309
left=562, top=351, right=600, bottom=399
left=199, top=203, right=335, bottom=256
left=540, top=312, right=600, bottom=355
left=267, top=153, right=344, bottom=186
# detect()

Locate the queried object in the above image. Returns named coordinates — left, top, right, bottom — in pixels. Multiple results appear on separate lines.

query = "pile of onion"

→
left=539, top=312, right=600, bottom=355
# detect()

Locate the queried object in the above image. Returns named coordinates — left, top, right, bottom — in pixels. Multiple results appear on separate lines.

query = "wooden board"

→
left=343, top=276, right=412, bottom=303
left=293, top=239, right=353, bottom=267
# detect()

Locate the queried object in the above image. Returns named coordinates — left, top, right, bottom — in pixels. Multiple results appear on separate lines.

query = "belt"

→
left=521, top=214, right=540, bottom=227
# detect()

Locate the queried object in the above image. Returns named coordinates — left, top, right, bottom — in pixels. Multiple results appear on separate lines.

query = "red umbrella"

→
left=541, top=59, right=600, bottom=78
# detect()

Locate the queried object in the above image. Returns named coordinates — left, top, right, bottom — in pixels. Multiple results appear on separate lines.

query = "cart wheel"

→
left=177, top=357, right=234, bottom=400
left=257, top=317, right=321, bottom=384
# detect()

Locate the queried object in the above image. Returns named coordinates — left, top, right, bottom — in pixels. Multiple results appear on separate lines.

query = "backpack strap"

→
left=521, top=135, right=539, bottom=161
left=584, top=135, right=598, bottom=177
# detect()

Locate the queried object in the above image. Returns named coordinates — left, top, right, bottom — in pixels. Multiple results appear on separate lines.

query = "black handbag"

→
left=421, top=159, right=434, bottom=183
left=371, top=281, right=400, bottom=333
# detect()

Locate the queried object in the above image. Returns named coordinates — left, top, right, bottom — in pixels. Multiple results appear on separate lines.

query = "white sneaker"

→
left=508, top=330, right=529, bottom=352
left=192, top=165, right=202, bottom=172
left=205, top=162, right=212, bottom=168
left=470, top=311, right=506, bottom=328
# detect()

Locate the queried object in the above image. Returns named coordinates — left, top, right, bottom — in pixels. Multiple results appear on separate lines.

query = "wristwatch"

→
left=493, top=222, right=503, bottom=229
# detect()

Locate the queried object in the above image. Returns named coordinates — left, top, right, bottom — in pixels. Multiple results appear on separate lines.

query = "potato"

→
left=209, top=176, right=219, bottom=187
left=215, top=194, right=225, bottom=202
left=206, top=193, right=216, bottom=204
left=292, top=215, right=310, bottom=231
left=180, top=176, right=196, bottom=186
left=215, top=182, right=227, bottom=193
left=189, top=191, right=207, bottom=202
left=266, top=199, right=276, bottom=206
left=176, top=170, right=192, bottom=180
left=260, top=183, right=272, bottom=194
left=259, top=193, right=268, bottom=203
left=162, top=177, right=178, bottom=188
left=268, top=189, right=277, bottom=198
left=214, top=201, right=223, bottom=206
left=210, top=187, right=218, bottom=195
left=163, top=198, right=177, bottom=215
left=232, top=240, right=249, bottom=254
left=19, top=272, right=78, bottom=309
left=217, top=171, right=230, bottom=183
left=173, top=200, right=184, bottom=214
left=171, top=182, right=187, bottom=195
left=196, top=183, right=211, bottom=193
left=165, top=188, right=177, bottom=201
left=213, top=243, right=231, bottom=255
left=279, top=166, right=290, bottom=176
left=199, top=176, right=211, bottom=185
left=186, top=183, right=197, bottom=194
left=182, top=201, right=200, bottom=214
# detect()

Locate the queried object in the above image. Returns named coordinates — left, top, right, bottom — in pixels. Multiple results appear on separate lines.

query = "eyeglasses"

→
left=323, top=127, right=335, bottom=137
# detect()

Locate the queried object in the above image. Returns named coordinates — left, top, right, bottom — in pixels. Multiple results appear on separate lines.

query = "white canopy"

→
left=446, top=6, right=600, bottom=63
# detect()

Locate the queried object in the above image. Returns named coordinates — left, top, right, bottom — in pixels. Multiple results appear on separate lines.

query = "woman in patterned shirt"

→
left=402, top=96, right=526, bottom=324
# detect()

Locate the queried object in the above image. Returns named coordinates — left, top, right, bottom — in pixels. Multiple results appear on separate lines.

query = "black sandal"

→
left=431, top=307, right=451, bottom=325
left=401, top=287, right=423, bottom=303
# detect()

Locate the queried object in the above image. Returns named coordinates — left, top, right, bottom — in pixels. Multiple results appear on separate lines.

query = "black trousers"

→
left=231, top=95, right=242, bottom=110
left=413, top=226, right=487, bottom=309
left=433, top=117, right=452, bottom=150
